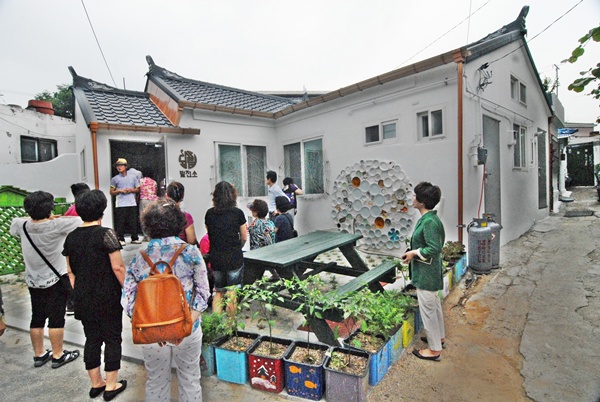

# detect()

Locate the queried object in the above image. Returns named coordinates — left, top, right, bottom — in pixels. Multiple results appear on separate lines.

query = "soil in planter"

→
left=352, top=332, right=386, bottom=353
left=289, top=346, right=326, bottom=366
left=221, top=336, right=255, bottom=351
left=253, top=341, right=288, bottom=358
left=328, top=350, right=368, bottom=376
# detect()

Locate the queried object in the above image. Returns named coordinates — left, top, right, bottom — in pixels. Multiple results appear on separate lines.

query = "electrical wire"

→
left=80, top=0, right=117, bottom=87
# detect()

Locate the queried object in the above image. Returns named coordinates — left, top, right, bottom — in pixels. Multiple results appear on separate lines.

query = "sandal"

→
left=33, top=349, right=52, bottom=367
left=51, top=349, right=80, bottom=369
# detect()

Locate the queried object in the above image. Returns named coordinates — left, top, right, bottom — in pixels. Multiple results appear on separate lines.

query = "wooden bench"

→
left=326, top=260, right=398, bottom=302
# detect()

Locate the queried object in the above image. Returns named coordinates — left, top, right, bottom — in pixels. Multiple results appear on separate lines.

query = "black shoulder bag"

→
left=283, top=213, right=298, bottom=238
left=22, top=221, right=73, bottom=295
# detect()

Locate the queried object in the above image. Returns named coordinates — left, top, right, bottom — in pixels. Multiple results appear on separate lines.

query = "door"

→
left=537, top=131, right=548, bottom=209
left=483, top=115, right=501, bottom=224
left=567, top=143, right=594, bottom=186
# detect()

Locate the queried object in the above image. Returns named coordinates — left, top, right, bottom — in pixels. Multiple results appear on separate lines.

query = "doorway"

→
left=567, top=143, right=594, bottom=186
left=537, top=131, right=548, bottom=209
left=483, top=115, right=501, bottom=223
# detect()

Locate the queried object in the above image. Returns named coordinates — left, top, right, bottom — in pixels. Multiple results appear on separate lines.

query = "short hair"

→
left=75, top=190, right=107, bottom=222
left=212, top=181, right=238, bottom=211
left=24, top=191, right=54, bottom=220
left=282, top=177, right=293, bottom=186
left=166, top=181, right=185, bottom=203
left=414, top=182, right=442, bottom=210
left=70, top=183, right=90, bottom=198
left=249, top=199, right=268, bottom=218
left=275, top=195, right=292, bottom=213
left=143, top=167, right=155, bottom=180
left=266, top=170, right=277, bottom=183
left=141, top=199, right=187, bottom=239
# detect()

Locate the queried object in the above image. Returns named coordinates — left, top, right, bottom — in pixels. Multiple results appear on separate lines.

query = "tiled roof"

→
left=146, top=57, right=296, bottom=114
left=70, top=67, right=175, bottom=127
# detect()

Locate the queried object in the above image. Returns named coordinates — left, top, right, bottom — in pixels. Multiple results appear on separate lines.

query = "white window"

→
left=417, top=109, right=444, bottom=140
left=80, top=148, right=87, bottom=181
left=284, top=138, right=324, bottom=194
left=217, top=143, right=266, bottom=196
left=510, top=75, right=527, bottom=105
left=513, top=124, right=527, bottom=168
left=21, top=136, right=57, bottom=163
left=365, top=121, right=397, bottom=144
left=382, top=121, right=397, bottom=140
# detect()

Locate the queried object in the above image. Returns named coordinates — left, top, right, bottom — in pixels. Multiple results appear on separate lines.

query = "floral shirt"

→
left=249, top=218, right=276, bottom=250
left=139, top=177, right=158, bottom=201
left=121, top=237, right=210, bottom=332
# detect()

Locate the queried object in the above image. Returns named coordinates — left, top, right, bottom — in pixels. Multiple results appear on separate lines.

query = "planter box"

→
left=200, top=342, right=217, bottom=377
left=324, top=347, right=371, bottom=402
left=413, top=308, right=423, bottom=335
left=344, top=331, right=389, bottom=386
left=284, top=341, right=329, bottom=400
left=454, top=253, right=467, bottom=283
left=247, top=336, right=293, bottom=394
left=387, top=325, right=404, bottom=365
left=402, top=312, right=415, bottom=348
left=214, top=331, right=259, bottom=384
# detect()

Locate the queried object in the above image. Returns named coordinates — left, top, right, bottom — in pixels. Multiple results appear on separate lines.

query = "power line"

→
left=397, top=0, right=494, bottom=68
left=80, top=0, right=117, bottom=87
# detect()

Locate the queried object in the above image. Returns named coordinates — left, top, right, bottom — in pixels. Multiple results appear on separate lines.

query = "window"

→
left=382, top=122, right=396, bottom=140
left=513, top=124, right=527, bottom=168
left=417, top=109, right=444, bottom=139
left=365, top=125, right=379, bottom=143
left=284, top=138, right=324, bottom=194
left=217, top=144, right=266, bottom=196
left=80, top=149, right=87, bottom=180
left=365, top=121, right=397, bottom=144
left=21, top=136, right=57, bottom=163
left=510, top=75, right=527, bottom=105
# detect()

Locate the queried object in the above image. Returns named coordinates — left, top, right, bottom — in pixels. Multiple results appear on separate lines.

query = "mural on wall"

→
left=331, top=160, right=415, bottom=250
left=179, top=149, right=198, bottom=178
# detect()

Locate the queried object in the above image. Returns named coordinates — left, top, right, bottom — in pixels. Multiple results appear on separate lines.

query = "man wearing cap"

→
left=109, top=158, right=141, bottom=246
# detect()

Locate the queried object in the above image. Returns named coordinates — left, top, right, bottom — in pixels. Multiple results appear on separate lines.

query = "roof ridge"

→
left=69, top=66, right=149, bottom=98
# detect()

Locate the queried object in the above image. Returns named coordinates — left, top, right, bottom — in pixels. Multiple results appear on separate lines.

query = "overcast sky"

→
left=1, top=0, right=598, bottom=125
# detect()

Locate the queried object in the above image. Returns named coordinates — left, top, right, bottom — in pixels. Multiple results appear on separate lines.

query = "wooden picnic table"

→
left=243, top=230, right=397, bottom=345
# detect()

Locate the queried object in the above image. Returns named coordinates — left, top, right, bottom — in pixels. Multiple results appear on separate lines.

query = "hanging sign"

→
left=178, top=149, right=198, bottom=178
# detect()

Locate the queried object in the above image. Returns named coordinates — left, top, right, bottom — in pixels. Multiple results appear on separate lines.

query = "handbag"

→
left=22, top=221, right=73, bottom=296
left=283, top=213, right=298, bottom=237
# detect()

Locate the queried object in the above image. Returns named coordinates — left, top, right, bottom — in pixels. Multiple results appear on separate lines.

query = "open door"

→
left=483, top=115, right=501, bottom=223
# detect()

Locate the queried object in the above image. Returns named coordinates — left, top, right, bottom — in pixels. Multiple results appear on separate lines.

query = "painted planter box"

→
left=214, top=331, right=259, bottom=384
left=283, top=341, right=330, bottom=401
left=414, top=308, right=423, bottom=335
left=402, top=312, right=415, bottom=348
left=200, top=342, right=216, bottom=377
left=387, top=325, right=404, bottom=365
left=324, top=347, right=371, bottom=402
left=454, top=253, right=467, bottom=283
left=345, top=331, right=390, bottom=386
left=247, top=336, right=293, bottom=394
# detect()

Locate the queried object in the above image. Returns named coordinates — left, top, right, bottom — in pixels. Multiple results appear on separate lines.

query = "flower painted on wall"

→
left=388, top=228, right=400, bottom=242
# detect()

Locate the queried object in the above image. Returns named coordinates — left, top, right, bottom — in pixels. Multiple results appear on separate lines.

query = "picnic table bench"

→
left=243, top=230, right=398, bottom=345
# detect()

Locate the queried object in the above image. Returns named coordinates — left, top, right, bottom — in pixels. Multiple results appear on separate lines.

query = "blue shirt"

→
left=110, top=172, right=139, bottom=207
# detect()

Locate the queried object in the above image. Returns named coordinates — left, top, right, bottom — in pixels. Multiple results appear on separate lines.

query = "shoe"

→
left=103, top=380, right=127, bottom=401
left=51, top=349, right=80, bottom=368
left=33, top=349, right=52, bottom=367
left=119, top=240, right=126, bottom=247
left=131, top=239, right=142, bottom=244
left=420, top=336, right=446, bottom=349
left=412, top=349, right=441, bottom=361
left=65, top=307, right=75, bottom=316
left=89, top=385, right=106, bottom=398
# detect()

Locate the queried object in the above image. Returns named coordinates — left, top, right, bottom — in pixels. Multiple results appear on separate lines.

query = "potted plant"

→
left=386, top=291, right=418, bottom=364
left=200, top=311, right=225, bottom=377
left=243, top=277, right=293, bottom=394
left=442, top=241, right=466, bottom=264
left=213, top=286, right=259, bottom=384
left=282, top=275, right=332, bottom=400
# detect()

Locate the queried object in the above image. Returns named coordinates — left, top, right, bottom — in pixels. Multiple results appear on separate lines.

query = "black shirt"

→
left=204, top=207, right=246, bottom=271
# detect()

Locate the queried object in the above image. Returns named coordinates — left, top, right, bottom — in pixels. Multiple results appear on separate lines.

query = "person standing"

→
left=273, top=196, right=295, bottom=243
left=139, top=169, right=158, bottom=241
left=247, top=199, right=276, bottom=250
left=401, top=182, right=446, bottom=361
left=265, top=170, right=286, bottom=220
left=165, top=181, right=197, bottom=246
left=10, top=191, right=81, bottom=368
left=62, top=190, right=127, bottom=400
left=204, top=181, right=247, bottom=313
left=109, top=158, right=141, bottom=246
left=282, top=177, right=303, bottom=215
left=63, top=183, right=90, bottom=217
left=122, top=200, right=210, bottom=402
left=0, top=286, right=5, bottom=337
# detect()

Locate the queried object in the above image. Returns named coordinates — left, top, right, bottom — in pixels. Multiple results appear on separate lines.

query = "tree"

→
left=565, top=25, right=600, bottom=123
left=35, top=84, right=74, bottom=119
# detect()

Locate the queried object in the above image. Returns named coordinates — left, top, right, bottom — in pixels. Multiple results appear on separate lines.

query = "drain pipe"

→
left=89, top=122, right=100, bottom=190
left=453, top=49, right=465, bottom=243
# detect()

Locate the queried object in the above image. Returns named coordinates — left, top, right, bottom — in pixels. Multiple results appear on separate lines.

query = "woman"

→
left=62, top=190, right=127, bottom=400
left=166, top=181, right=197, bottom=246
left=204, top=181, right=247, bottom=313
left=274, top=195, right=294, bottom=242
left=139, top=168, right=158, bottom=241
left=401, top=182, right=446, bottom=361
left=247, top=199, right=276, bottom=250
left=122, top=200, right=210, bottom=401
left=282, top=177, right=303, bottom=215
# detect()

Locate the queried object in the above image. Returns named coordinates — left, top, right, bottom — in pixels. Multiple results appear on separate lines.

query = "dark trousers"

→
left=81, top=310, right=123, bottom=371
left=114, top=206, right=139, bottom=241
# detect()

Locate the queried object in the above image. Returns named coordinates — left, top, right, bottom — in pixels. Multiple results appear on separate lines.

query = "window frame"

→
left=215, top=142, right=267, bottom=197
left=20, top=135, right=57, bottom=163
left=283, top=137, right=325, bottom=195
left=512, top=124, right=527, bottom=169
left=510, top=74, right=527, bottom=106
left=416, top=108, right=445, bottom=141
left=364, top=119, right=397, bottom=145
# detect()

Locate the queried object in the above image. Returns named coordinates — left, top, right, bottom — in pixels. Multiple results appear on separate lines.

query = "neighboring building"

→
left=4, top=6, right=561, bottom=251
left=564, top=122, right=599, bottom=187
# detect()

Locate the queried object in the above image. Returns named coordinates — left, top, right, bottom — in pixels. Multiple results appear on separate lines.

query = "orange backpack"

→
left=131, top=244, right=193, bottom=344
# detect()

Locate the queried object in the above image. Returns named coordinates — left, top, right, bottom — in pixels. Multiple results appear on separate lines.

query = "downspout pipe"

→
left=89, top=122, right=99, bottom=190
left=453, top=49, right=465, bottom=244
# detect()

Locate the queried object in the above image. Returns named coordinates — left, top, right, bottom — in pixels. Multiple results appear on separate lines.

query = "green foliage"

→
left=221, top=286, right=247, bottom=340
left=200, top=311, right=225, bottom=344
left=242, top=277, right=285, bottom=353
left=359, top=289, right=408, bottom=339
left=442, top=241, right=465, bottom=262
left=565, top=25, right=600, bottom=124
left=35, top=84, right=74, bottom=119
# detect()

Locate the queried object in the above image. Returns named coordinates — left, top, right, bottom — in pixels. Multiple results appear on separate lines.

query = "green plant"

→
left=331, top=288, right=371, bottom=366
left=221, top=286, right=248, bottom=346
left=242, top=277, right=284, bottom=354
left=359, top=289, right=406, bottom=339
left=442, top=241, right=465, bottom=262
left=201, top=311, right=226, bottom=344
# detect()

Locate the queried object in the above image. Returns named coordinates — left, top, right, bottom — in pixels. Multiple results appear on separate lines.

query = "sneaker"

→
left=130, top=239, right=142, bottom=244
left=65, top=307, right=75, bottom=316
left=51, top=349, right=80, bottom=369
left=33, top=349, right=52, bottom=367
left=119, top=240, right=126, bottom=247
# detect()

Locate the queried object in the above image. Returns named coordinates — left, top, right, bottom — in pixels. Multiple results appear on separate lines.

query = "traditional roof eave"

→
left=177, top=100, right=276, bottom=120
left=94, top=122, right=200, bottom=135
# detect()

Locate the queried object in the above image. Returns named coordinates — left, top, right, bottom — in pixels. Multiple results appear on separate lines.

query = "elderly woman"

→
left=204, top=181, right=247, bottom=313
left=401, top=182, right=446, bottom=361
left=122, top=200, right=210, bottom=401
left=166, top=181, right=198, bottom=246
left=62, top=190, right=127, bottom=400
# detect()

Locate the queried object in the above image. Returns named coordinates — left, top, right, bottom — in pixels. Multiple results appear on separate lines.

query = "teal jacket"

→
left=410, top=210, right=445, bottom=291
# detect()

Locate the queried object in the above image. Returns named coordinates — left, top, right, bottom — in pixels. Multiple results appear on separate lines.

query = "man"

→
left=265, top=170, right=286, bottom=220
left=109, top=158, right=141, bottom=246
left=10, top=191, right=81, bottom=368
